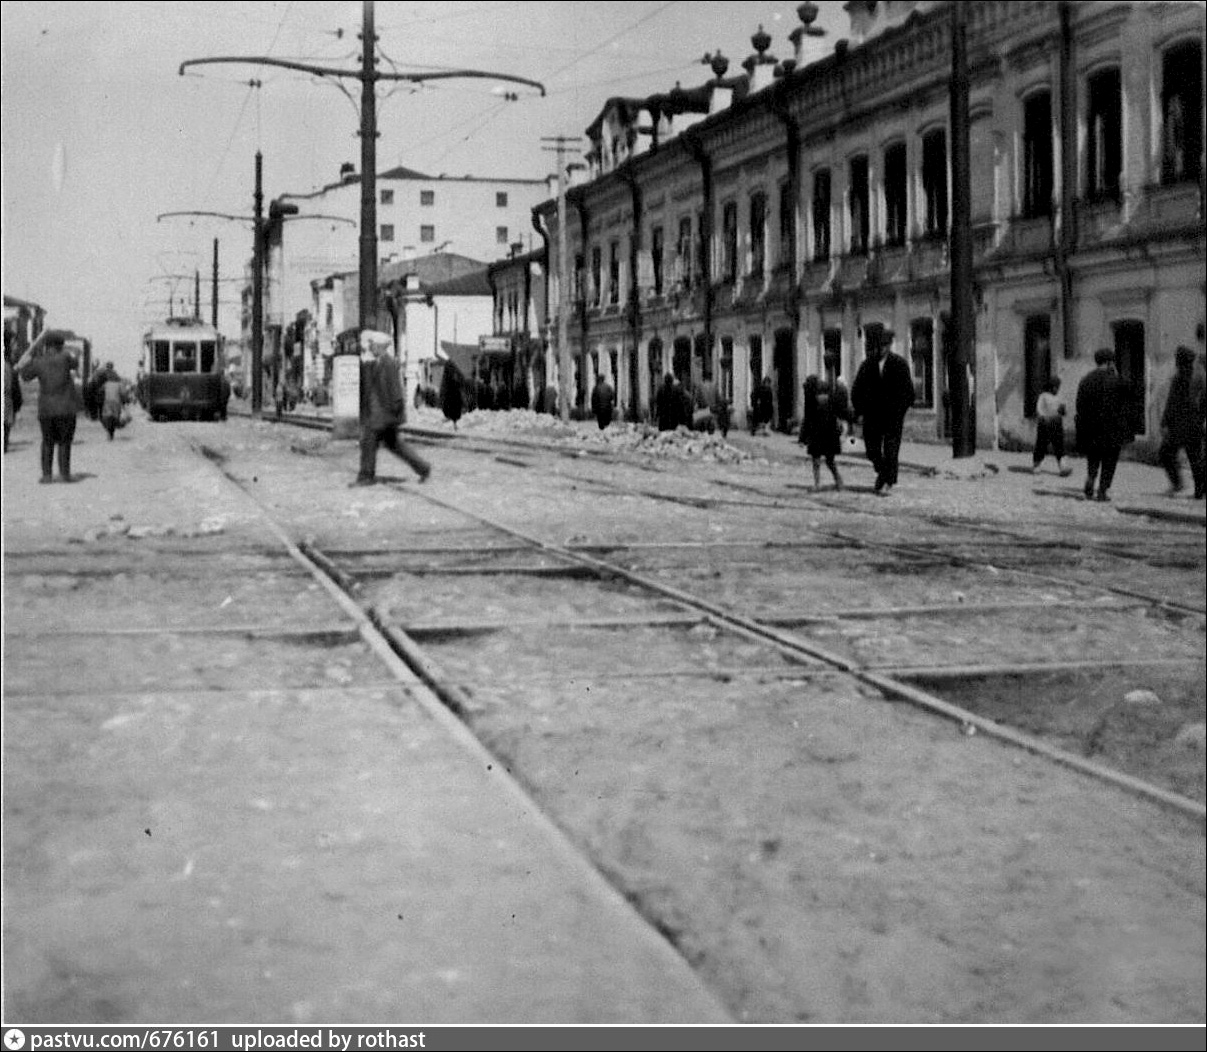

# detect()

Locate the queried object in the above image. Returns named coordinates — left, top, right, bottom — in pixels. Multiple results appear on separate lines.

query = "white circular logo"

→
left=4, top=1030, right=27, bottom=1051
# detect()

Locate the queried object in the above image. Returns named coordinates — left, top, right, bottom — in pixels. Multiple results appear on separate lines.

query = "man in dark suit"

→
left=354, top=330, right=431, bottom=486
left=1075, top=347, right=1134, bottom=502
left=851, top=329, right=916, bottom=494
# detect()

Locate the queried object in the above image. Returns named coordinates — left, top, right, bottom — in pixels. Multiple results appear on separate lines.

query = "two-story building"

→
left=535, top=0, right=1205, bottom=453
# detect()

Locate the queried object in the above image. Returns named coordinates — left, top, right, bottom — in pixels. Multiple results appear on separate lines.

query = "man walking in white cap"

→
left=353, top=329, right=431, bottom=486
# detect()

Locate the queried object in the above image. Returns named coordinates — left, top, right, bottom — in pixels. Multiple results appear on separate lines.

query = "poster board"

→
left=331, top=354, right=361, bottom=439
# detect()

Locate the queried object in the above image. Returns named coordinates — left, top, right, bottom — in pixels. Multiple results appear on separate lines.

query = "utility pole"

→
left=359, top=0, right=378, bottom=330
left=948, top=0, right=976, bottom=457
left=542, top=136, right=582, bottom=422
left=194, top=269, right=201, bottom=321
left=212, top=238, right=220, bottom=329
left=159, top=167, right=347, bottom=414
left=252, top=150, right=265, bottom=412
left=181, top=0, right=545, bottom=339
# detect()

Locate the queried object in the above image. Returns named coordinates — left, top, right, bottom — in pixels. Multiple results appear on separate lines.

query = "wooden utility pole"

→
left=252, top=150, right=265, bottom=413
left=212, top=238, right=220, bottom=329
left=542, top=136, right=582, bottom=421
left=948, top=1, right=976, bottom=457
left=358, top=0, right=378, bottom=331
left=181, top=0, right=545, bottom=342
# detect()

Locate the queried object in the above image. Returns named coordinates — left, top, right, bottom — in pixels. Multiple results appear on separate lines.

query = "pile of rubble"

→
left=410, top=405, right=753, bottom=464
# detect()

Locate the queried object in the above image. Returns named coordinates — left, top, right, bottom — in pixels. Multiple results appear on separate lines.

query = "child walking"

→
left=1033, top=376, right=1072, bottom=476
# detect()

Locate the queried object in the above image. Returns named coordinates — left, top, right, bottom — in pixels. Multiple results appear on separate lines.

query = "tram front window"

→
left=200, top=341, right=216, bottom=373
left=173, top=342, right=197, bottom=373
left=153, top=341, right=171, bottom=374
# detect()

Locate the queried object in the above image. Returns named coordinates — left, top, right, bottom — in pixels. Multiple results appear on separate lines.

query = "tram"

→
left=140, top=318, right=228, bottom=421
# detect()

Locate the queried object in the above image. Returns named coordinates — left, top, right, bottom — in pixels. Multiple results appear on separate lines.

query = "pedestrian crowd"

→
left=8, top=323, right=1202, bottom=506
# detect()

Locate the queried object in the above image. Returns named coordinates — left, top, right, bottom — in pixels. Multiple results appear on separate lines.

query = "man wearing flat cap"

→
left=16, top=329, right=81, bottom=483
left=1158, top=345, right=1205, bottom=499
left=353, top=329, right=431, bottom=486
left=1074, top=347, right=1134, bottom=502
left=851, top=328, right=915, bottom=495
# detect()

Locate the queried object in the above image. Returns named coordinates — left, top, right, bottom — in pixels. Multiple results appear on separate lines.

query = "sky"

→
left=2, top=1, right=849, bottom=376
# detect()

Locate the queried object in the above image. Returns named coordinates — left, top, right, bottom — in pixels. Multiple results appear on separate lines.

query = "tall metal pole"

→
left=212, top=238, right=219, bottom=329
left=252, top=150, right=265, bottom=413
left=948, top=1, right=976, bottom=457
left=359, top=0, right=378, bottom=332
left=194, top=269, right=201, bottom=321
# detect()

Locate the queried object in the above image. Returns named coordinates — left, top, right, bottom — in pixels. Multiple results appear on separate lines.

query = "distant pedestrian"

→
left=96, top=362, right=126, bottom=441
left=4, top=344, right=18, bottom=453
left=851, top=329, right=916, bottom=495
left=591, top=372, right=615, bottom=430
left=354, top=330, right=431, bottom=486
left=1075, top=347, right=1134, bottom=502
left=440, top=361, right=464, bottom=429
left=655, top=373, right=680, bottom=431
left=1158, top=345, right=1205, bottom=499
left=16, top=329, right=81, bottom=483
left=799, top=354, right=852, bottom=490
left=1031, top=376, right=1072, bottom=476
left=750, top=376, right=774, bottom=435
left=4, top=333, right=23, bottom=453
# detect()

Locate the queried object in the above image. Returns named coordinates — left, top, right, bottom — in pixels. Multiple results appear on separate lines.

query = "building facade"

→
left=276, top=164, right=547, bottom=336
left=535, top=0, right=1206, bottom=453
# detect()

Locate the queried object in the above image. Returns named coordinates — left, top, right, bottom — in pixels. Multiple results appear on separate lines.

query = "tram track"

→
left=225, top=417, right=1206, bottom=810
left=166, top=422, right=1206, bottom=1022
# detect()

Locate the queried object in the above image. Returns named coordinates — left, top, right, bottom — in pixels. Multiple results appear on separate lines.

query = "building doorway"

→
left=672, top=336, right=692, bottom=385
left=1112, top=320, right=1146, bottom=436
left=773, top=328, right=795, bottom=432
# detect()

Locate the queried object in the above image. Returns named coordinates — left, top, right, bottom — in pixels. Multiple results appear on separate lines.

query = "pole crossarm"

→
left=157, top=211, right=253, bottom=223
left=180, top=56, right=544, bottom=96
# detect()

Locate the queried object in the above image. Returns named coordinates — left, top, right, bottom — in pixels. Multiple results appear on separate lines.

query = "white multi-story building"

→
left=275, top=164, right=546, bottom=334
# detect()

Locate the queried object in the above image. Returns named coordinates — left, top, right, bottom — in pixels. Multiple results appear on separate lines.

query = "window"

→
left=497, top=226, right=509, bottom=244
left=909, top=319, right=934, bottom=409
left=651, top=226, right=664, bottom=296
left=420, top=190, right=435, bottom=206
left=823, top=328, right=842, bottom=377
left=1022, top=92, right=1054, bottom=217
left=1023, top=315, right=1051, bottom=419
left=749, top=334, right=763, bottom=386
left=922, top=129, right=948, bottom=236
left=380, top=224, right=395, bottom=242
left=591, top=246, right=602, bottom=306
left=719, top=336, right=734, bottom=402
left=608, top=240, right=621, bottom=305
left=749, top=192, right=767, bottom=278
left=884, top=143, right=908, bottom=247
left=325, top=304, right=334, bottom=328
left=1086, top=67, right=1122, bottom=201
left=380, top=188, right=394, bottom=206
left=153, top=340, right=170, bottom=374
left=677, top=216, right=693, bottom=289
left=722, top=201, right=738, bottom=282
left=574, top=252, right=585, bottom=302
left=812, top=169, right=831, bottom=261
left=848, top=155, right=869, bottom=255
left=696, top=210, right=707, bottom=283
left=173, top=342, right=196, bottom=373
left=1162, top=41, right=1203, bottom=185
left=778, top=180, right=794, bottom=270
left=200, top=341, right=217, bottom=374
left=496, top=191, right=509, bottom=207
left=696, top=333, right=711, bottom=382
left=420, top=225, right=435, bottom=242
